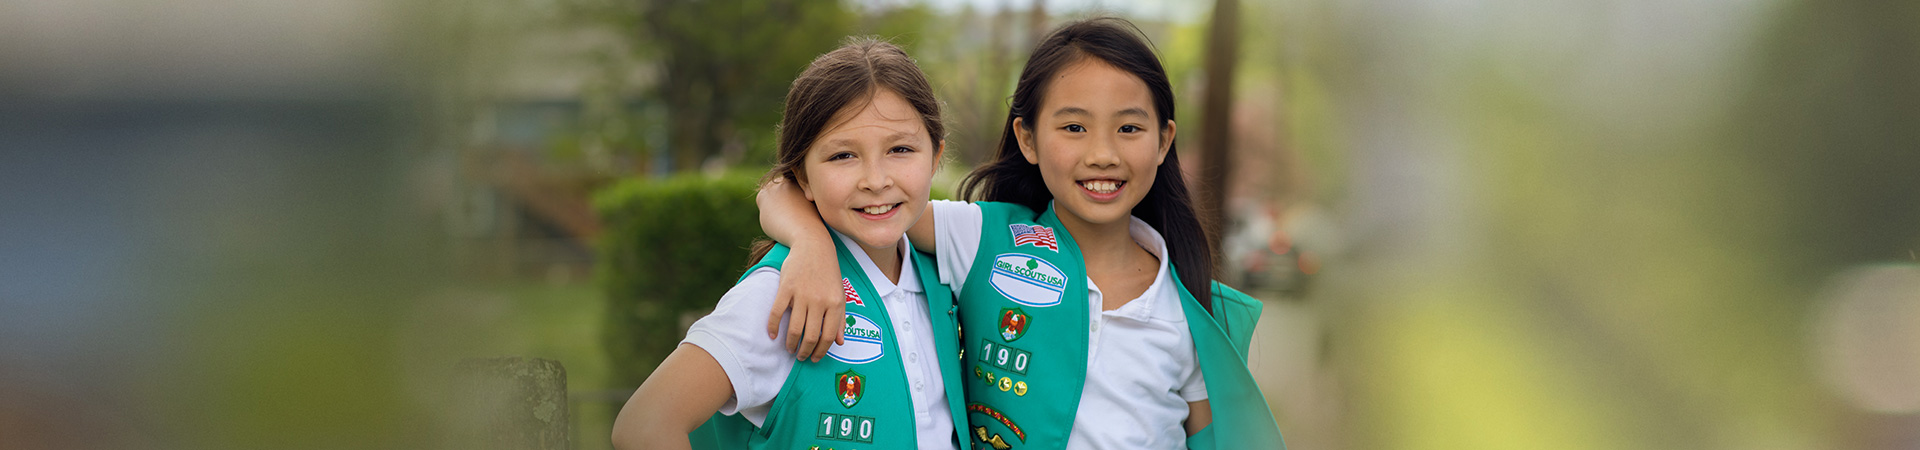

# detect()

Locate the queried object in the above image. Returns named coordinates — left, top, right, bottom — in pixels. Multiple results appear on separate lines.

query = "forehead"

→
left=813, top=88, right=928, bottom=148
left=1039, top=58, right=1155, bottom=118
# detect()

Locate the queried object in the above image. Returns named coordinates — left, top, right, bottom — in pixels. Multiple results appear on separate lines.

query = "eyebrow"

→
left=1050, top=106, right=1152, bottom=120
left=822, top=131, right=916, bottom=149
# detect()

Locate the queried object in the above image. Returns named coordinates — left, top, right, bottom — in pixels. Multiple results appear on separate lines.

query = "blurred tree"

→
left=577, top=0, right=857, bottom=173
left=1198, top=0, right=1242, bottom=255
left=1733, top=0, right=1920, bottom=281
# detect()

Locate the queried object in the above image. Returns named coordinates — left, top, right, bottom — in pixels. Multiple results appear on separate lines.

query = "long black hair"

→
left=958, top=17, right=1215, bottom=314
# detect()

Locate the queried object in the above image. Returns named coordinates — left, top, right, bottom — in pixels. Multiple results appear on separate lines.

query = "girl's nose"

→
left=857, top=163, right=894, bottom=191
left=1085, top=137, right=1122, bottom=168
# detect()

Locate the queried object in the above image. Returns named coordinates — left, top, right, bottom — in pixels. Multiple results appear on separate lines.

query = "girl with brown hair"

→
left=612, top=37, right=968, bottom=450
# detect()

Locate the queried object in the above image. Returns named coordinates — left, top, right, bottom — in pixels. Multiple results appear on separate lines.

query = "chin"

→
left=1061, top=200, right=1136, bottom=226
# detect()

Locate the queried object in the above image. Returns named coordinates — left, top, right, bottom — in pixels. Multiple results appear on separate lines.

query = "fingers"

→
left=806, top=306, right=836, bottom=363
left=831, top=302, right=847, bottom=346
left=786, top=301, right=807, bottom=355
left=768, top=290, right=792, bottom=340
left=798, top=307, right=825, bottom=361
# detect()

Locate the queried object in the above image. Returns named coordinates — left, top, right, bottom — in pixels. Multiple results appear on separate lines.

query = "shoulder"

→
left=720, top=267, right=783, bottom=307
left=1207, top=281, right=1264, bottom=351
left=971, top=201, right=1041, bottom=223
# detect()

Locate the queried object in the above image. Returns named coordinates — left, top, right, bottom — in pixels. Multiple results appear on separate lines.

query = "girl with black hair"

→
left=759, top=18, right=1285, bottom=449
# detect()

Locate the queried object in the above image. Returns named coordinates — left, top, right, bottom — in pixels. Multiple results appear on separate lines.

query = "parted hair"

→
left=958, top=17, right=1217, bottom=314
left=749, top=37, right=944, bottom=264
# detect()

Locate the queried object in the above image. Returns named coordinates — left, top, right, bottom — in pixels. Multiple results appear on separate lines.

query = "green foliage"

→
left=594, top=172, right=766, bottom=387
left=634, top=0, right=857, bottom=171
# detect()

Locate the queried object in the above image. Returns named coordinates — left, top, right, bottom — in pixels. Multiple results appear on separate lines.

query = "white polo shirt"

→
left=930, top=200, right=1207, bottom=449
left=681, top=230, right=958, bottom=450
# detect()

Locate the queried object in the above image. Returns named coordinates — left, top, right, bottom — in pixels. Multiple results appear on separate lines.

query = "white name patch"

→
left=989, top=253, right=1068, bottom=307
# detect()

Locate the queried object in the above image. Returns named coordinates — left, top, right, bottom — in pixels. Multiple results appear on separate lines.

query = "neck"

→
left=1054, top=207, right=1143, bottom=266
left=853, top=239, right=902, bottom=284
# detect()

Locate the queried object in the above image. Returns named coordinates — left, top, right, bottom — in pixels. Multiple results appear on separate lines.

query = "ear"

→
left=1155, top=120, right=1176, bottom=166
left=793, top=171, right=816, bottom=202
left=1013, top=118, right=1039, bottom=165
left=932, top=139, right=947, bottom=173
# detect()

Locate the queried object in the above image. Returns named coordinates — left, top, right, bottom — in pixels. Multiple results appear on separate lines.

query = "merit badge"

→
left=1014, top=380, right=1028, bottom=396
left=826, top=313, right=885, bottom=364
left=841, top=278, right=864, bottom=306
left=988, top=254, right=1067, bottom=307
left=1009, top=224, right=1058, bottom=251
left=836, top=369, right=865, bottom=408
left=973, top=426, right=1013, bottom=450
left=998, top=308, right=1030, bottom=342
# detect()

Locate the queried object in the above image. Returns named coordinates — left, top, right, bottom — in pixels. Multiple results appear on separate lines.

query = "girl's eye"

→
left=827, top=152, right=853, bottom=161
left=1119, top=125, right=1142, bottom=133
left=889, top=146, right=914, bottom=154
left=1063, top=124, right=1086, bottom=133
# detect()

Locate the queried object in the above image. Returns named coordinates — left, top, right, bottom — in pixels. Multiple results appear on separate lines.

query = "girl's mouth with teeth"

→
left=856, top=202, right=901, bottom=217
left=1079, top=180, right=1124, bottom=195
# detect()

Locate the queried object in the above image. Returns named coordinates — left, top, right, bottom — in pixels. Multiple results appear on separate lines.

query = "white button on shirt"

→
left=931, top=200, right=1208, bottom=449
left=681, top=231, right=958, bottom=450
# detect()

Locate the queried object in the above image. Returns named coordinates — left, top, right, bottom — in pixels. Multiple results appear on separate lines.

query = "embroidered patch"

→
left=816, top=412, right=875, bottom=443
left=825, top=313, right=885, bottom=364
left=999, top=308, right=1030, bottom=342
left=1009, top=224, right=1058, bottom=251
left=973, top=426, right=1013, bottom=450
left=967, top=403, right=1027, bottom=442
left=978, top=339, right=1031, bottom=375
left=989, top=254, right=1067, bottom=307
left=841, top=278, right=864, bottom=306
left=1014, top=380, right=1028, bottom=396
left=835, top=369, right=865, bottom=408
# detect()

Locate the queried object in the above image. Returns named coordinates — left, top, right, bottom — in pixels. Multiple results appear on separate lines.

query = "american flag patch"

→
left=1009, top=224, right=1058, bottom=251
left=842, top=278, right=864, bottom=306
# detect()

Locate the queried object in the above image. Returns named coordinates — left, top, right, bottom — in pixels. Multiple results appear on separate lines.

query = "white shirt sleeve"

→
left=680, top=267, right=791, bottom=427
left=930, top=200, right=984, bottom=296
left=1177, top=357, right=1209, bottom=403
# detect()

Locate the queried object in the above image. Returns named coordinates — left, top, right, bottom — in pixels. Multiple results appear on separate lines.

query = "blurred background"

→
left=2, top=0, right=1917, bottom=448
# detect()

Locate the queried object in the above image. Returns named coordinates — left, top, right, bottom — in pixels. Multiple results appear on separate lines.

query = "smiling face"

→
left=795, top=87, right=940, bottom=256
left=1013, top=58, right=1175, bottom=229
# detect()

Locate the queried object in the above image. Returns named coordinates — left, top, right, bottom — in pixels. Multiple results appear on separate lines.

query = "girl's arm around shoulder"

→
left=612, top=343, right=734, bottom=450
left=756, top=178, right=845, bottom=361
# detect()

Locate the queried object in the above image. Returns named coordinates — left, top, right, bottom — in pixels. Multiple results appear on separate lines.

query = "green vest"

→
left=959, top=202, right=1286, bottom=450
left=689, top=238, right=970, bottom=450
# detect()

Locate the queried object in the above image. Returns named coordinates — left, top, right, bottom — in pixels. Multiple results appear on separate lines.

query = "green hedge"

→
left=594, top=172, right=766, bottom=388
left=594, top=172, right=955, bottom=390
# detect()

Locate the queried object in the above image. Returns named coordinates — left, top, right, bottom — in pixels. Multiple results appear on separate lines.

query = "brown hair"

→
left=747, top=36, right=945, bottom=264
left=958, top=17, right=1216, bottom=315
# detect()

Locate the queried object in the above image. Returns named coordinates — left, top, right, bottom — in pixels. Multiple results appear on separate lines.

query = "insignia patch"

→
left=989, top=254, right=1067, bottom=307
left=1014, top=380, right=1028, bottom=396
left=816, top=412, right=875, bottom=443
left=841, top=278, right=864, bottom=306
left=973, top=426, right=1013, bottom=450
left=836, top=370, right=865, bottom=408
left=1009, top=224, right=1058, bottom=251
left=998, top=308, right=1030, bottom=342
left=826, top=313, right=885, bottom=364
left=967, top=403, right=1027, bottom=443
left=978, top=339, right=1032, bottom=375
